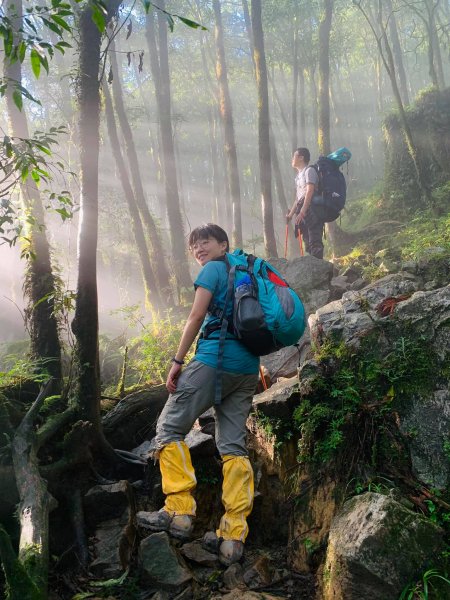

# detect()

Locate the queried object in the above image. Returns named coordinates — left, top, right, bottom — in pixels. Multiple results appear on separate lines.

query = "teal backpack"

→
left=207, top=250, right=306, bottom=402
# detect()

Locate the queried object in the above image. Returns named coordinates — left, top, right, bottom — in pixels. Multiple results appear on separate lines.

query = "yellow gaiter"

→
left=217, top=455, right=254, bottom=542
left=159, top=441, right=196, bottom=515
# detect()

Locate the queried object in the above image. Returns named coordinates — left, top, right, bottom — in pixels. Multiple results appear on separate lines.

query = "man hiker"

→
left=139, top=223, right=259, bottom=566
left=287, top=147, right=325, bottom=260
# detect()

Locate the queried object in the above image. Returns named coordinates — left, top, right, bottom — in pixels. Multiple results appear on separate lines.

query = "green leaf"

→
left=31, top=170, right=40, bottom=184
left=91, top=4, right=106, bottom=33
left=18, top=41, right=27, bottom=63
left=30, top=49, right=41, bottom=78
left=21, top=165, right=29, bottom=181
left=35, top=143, right=52, bottom=156
left=175, top=15, right=207, bottom=30
left=3, top=29, right=13, bottom=57
left=12, top=89, right=23, bottom=111
left=165, top=13, right=175, bottom=32
left=41, top=17, right=63, bottom=36
left=51, top=14, right=72, bottom=32
left=142, top=0, right=152, bottom=13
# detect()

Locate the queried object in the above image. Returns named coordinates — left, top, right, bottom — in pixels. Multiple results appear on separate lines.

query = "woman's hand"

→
left=166, top=362, right=182, bottom=393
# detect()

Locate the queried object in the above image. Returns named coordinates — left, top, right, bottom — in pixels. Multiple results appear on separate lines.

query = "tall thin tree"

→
left=212, top=0, right=243, bottom=247
left=251, top=0, right=277, bottom=257
left=145, top=4, right=191, bottom=292
left=103, top=81, right=163, bottom=308
left=4, top=0, right=62, bottom=386
left=109, top=40, right=173, bottom=305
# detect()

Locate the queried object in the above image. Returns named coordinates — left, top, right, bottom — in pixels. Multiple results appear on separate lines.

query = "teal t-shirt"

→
left=194, top=259, right=259, bottom=374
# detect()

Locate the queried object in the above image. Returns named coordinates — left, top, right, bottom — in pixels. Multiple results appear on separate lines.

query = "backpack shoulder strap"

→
left=214, top=264, right=236, bottom=405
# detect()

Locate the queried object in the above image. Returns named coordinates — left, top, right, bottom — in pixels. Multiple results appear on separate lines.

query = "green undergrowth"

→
left=338, top=208, right=449, bottom=283
left=293, top=328, right=438, bottom=467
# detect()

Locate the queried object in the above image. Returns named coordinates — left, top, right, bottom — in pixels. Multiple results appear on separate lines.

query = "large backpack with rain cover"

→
left=207, top=249, right=306, bottom=356
left=310, top=147, right=351, bottom=222
left=207, top=250, right=306, bottom=404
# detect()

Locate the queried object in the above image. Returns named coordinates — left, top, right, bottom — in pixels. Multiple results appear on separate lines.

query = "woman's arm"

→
left=166, top=286, right=213, bottom=393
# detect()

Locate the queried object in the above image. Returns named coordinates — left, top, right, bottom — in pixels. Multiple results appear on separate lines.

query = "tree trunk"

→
left=307, top=68, right=318, bottom=145
left=298, top=67, right=306, bottom=146
left=317, top=0, right=333, bottom=155
left=386, top=0, right=410, bottom=104
left=102, top=81, right=163, bottom=308
left=292, top=1, right=300, bottom=150
left=270, top=126, right=297, bottom=257
left=145, top=5, right=192, bottom=290
left=71, top=0, right=121, bottom=429
left=251, top=0, right=277, bottom=257
left=212, top=0, right=243, bottom=248
left=109, top=42, right=173, bottom=305
left=207, top=108, right=221, bottom=222
left=356, top=0, right=434, bottom=211
left=4, top=0, right=62, bottom=386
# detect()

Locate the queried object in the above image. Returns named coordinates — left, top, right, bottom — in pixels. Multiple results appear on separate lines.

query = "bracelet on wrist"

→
left=171, top=357, right=185, bottom=365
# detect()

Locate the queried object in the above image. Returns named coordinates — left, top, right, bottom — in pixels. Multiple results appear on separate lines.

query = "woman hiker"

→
left=138, top=223, right=259, bottom=566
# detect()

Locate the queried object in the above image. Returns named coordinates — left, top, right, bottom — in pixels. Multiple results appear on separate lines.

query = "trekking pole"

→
left=259, top=365, right=268, bottom=391
left=298, top=232, right=304, bottom=256
left=284, top=220, right=289, bottom=259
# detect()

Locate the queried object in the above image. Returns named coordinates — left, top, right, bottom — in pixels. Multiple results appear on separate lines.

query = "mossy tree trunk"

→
left=71, top=0, right=122, bottom=430
left=4, top=0, right=62, bottom=387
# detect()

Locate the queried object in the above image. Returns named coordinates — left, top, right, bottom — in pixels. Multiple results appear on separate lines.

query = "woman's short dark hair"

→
left=188, top=223, right=230, bottom=252
left=295, top=147, right=310, bottom=163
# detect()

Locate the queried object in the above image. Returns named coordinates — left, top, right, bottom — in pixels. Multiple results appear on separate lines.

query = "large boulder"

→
left=138, top=531, right=192, bottom=591
left=322, top=492, right=444, bottom=600
left=308, top=282, right=450, bottom=489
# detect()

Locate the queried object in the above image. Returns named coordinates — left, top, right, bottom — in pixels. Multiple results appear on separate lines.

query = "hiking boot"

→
left=202, top=531, right=222, bottom=554
left=136, top=509, right=193, bottom=541
left=219, top=539, right=244, bottom=566
left=169, top=514, right=194, bottom=541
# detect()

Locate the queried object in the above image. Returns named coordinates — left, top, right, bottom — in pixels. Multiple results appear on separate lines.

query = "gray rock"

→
left=151, top=592, right=170, bottom=600
left=139, top=531, right=192, bottom=591
left=309, top=273, right=424, bottom=347
left=341, top=265, right=363, bottom=283
left=268, top=256, right=334, bottom=315
left=180, top=540, right=220, bottom=567
left=349, top=277, right=367, bottom=291
left=185, top=429, right=216, bottom=457
left=84, top=480, right=134, bottom=526
left=323, top=492, right=444, bottom=600
left=329, top=275, right=351, bottom=301
left=400, top=388, right=450, bottom=488
left=173, top=587, right=193, bottom=600
left=197, top=408, right=216, bottom=436
left=223, top=563, right=245, bottom=590
left=260, top=343, right=309, bottom=381
left=243, top=555, right=274, bottom=589
left=252, top=377, right=299, bottom=420
left=90, top=507, right=135, bottom=578
left=401, top=261, right=418, bottom=274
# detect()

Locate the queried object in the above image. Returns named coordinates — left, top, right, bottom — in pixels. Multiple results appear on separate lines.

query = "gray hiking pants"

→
left=155, top=360, right=258, bottom=456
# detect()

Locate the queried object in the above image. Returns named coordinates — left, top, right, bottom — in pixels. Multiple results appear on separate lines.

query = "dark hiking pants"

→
left=294, top=201, right=325, bottom=259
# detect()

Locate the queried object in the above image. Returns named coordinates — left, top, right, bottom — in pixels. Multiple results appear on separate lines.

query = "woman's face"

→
left=190, top=237, right=228, bottom=267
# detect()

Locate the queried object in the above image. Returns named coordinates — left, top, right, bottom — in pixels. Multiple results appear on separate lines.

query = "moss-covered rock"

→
left=322, top=492, right=445, bottom=600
